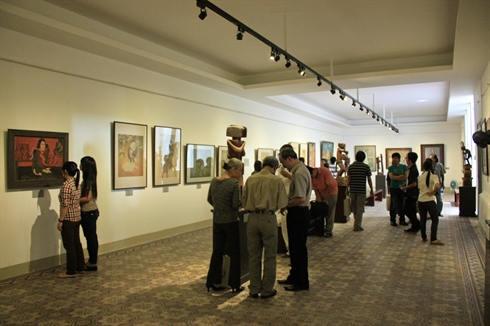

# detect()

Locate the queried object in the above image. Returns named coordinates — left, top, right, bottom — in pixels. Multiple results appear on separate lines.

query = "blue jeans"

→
left=81, top=209, right=99, bottom=265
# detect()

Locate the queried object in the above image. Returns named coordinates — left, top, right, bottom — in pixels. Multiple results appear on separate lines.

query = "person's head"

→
left=430, top=154, right=438, bottom=163
left=321, top=158, right=328, bottom=167
left=330, top=157, right=337, bottom=164
left=423, top=159, right=434, bottom=172
left=306, top=166, right=318, bottom=178
left=262, top=156, right=279, bottom=173
left=253, top=160, right=262, bottom=172
left=37, top=138, right=47, bottom=150
left=279, top=144, right=298, bottom=170
left=406, top=152, right=418, bottom=166
left=62, top=161, right=80, bottom=189
left=355, top=151, right=366, bottom=163
left=80, top=156, right=97, bottom=198
left=299, top=157, right=305, bottom=163
left=223, top=158, right=243, bottom=180
left=391, top=152, right=401, bottom=165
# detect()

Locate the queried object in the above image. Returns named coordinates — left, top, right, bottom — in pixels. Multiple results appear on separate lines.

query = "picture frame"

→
left=483, top=119, right=488, bottom=176
left=420, top=144, right=444, bottom=168
left=320, top=141, right=334, bottom=161
left=385, top=148, right=412, bottom=168
left=153, top=126, right=181, bottom=186
left=113, top=121, right=147, bottom=190
left=355, top=145, right=377, bottom=172
left=185, top=144, right=215, bottom=184
left=257, top=148, right=274, bottom=162
left=307, top=142, right=316, bottom=167
left=7, top=129, right=69, bottom=190
left=217, top=145, right=228, bottom=177
left=274, top=149, right=281, bottom=162
left=289, top=142, right=300, bottom=156
left=299, top=143, right=308, bottom=162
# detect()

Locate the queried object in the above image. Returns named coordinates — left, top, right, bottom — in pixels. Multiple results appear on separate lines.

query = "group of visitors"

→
left=57, top=157, right=100, bottom=278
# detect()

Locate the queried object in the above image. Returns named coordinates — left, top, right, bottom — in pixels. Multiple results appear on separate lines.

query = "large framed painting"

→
left=420, top=144, right=444, bottom=168
left=185, top=144, right=215, bottom=184
left=257, top=148, right=274, bottom=162
left=320, top=141, right=334, bottom=161
left=299, top=143, right=308, bottom=162
left=385, top=148, right=412, bottom=168
left=355, top=145, right=376, bottom=172
left=113, top=121, right=147, bottom=190
left=7, top=129, right=68, bottom=190
left=217, top=145, right=228, bottom=177
left=289, top=142, right=300, bottom=156
left=308, top=142, right=316, bottom=167
left=153, top=126, right=181, bottom=186
left=483, top=119, right=488, bottom=176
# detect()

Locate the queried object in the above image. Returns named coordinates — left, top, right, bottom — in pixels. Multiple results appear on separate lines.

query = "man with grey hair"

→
left=242, top=156, right=288, bottom=299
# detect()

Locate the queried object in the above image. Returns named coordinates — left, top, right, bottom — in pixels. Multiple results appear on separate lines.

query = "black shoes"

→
left=260, top=290, right=277, bottom=299
left=206, top=284, right=225, bottom=292
left=84, top=264, right=97, bottom=271
left=249, top=293, right=259, bottom=299
left=399, top=221, right=409, bottom=226
left=232, top=286, right=245, bottom=293
left=284, top=285, right=309, bottom=292
left=277, top=279, right=293, bottom=285
left=404, top=228, right=419, bottom=234
left=390, top=222, right=398, bottom=226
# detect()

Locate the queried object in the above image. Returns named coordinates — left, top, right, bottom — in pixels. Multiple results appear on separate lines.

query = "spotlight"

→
left=385, top=122, right=388, bottom=127
left=330, top=85, right=336, bottom=95
left=297, top=64, right=305, bottom=76
left=198, top=6, right=207, bottom=20
left=359, top=106, right=364, bottom=111
left=339, top=93, right=345, bottom=101
left=372, top=113, right=376, bottom=119
left=270, top=48, right=275, bottom=60
left=274, top=52, right=280, bottom=62
left=317, top=77, right=322, bottom=87
left=376, top=116, right=380, bottom=122
left=365, top=109, right=370, bottom=115
left=236, top=27, right=244, bottom=40
left=285, top=57, right=291, bottom=68
left=352, top=100, right=356, bottom=107
left=379, top=119, right=383, bottom=125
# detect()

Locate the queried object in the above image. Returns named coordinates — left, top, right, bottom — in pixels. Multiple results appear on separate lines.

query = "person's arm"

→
left=440, top=165, right=445, bottom=189
left=287, top=197, right=306, bottom=207
left=346, top=175, right=351, bottom=195
left=314, top=190, right=322, bottom=202
left=80, top=190, right=92, bottom=205
left=280, top=170, right=292, bottom=180
left=367, top=175, right=374, bottom=197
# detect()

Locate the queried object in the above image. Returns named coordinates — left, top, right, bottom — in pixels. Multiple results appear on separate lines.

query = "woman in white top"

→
left=417, top=159, right=443, bottom=245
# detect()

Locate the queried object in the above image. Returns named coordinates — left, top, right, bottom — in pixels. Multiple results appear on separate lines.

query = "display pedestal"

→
left=238, top=212, right=250, bottom=285
left=459, top=186, right=477, bottom=217
left=375, top=175, right=386, bottom=198
left=335, top=186, right=350, bottom=223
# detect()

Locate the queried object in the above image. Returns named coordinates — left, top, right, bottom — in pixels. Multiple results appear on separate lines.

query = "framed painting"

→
left=7, top=129, right=68, bottom=190
left=483, top=119, right=488, bottom=176
left=185, top=144, right=215, bottom=184
left=385, top=148, right=412, bottom=168
left=153, top=126, right=181, bottom=186
left=355, top=145, right=376, bottom=172
left=274, top=149, right=281, bottom=162
left=257, top=148, right=274, bottom=162
left=217, top=145, right=228, bottom=176
left=289, top=142, right=300, bottom=156
left=320, top=141, right=334, bottom=161
left=299, top=143, right=308, bottom=162
left=420, top=144, right=444, bottom=168
left=113, top=121, right=147, bottom=190
left=308, top=142, right=316, bottom=167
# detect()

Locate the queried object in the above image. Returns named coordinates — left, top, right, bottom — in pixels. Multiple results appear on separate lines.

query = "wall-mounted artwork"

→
left=308, top=142, right=316, bottom=167
left=257, top=148, right=274, bottom=162
left=185, top=144, right=215, bottom=184
left=113, top=121, right=147, bottom=190
left=420, top=144, right=444, bottom=168
left=299, top=143, right=308, bottom=162
left=7, top=129, right=68, bottom=190
left=289, top=142, right=300, bottom=156
left=385, top=148, right=412, bottom=168
left=153, top=126, right=181, bottom=186
left=217, top=145, right=228, bottom=177
left=355, top=145, right=376, bottom=172
left=482, top=119, right=488, bottom=176
left=274, top=149, right=281, bottom=162
left=320, top=141, right=334, bottom=161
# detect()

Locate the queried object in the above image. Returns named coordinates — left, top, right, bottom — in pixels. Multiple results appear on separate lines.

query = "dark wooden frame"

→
left=152, top=126, right=181, bottom=187
left=420, top=144, right=444, bottom=169
left=7, top=129, right=69, bottom=190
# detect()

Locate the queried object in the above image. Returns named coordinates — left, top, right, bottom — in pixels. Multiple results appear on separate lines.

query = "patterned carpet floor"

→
left=0, top=200, right=485, bottom=325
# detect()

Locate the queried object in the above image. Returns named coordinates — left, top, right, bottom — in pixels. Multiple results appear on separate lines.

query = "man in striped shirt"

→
left=347, top=151, right=374, bottom=231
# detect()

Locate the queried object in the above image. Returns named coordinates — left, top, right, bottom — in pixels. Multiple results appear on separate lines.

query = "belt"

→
left=250, top=210, right=275, bottom=215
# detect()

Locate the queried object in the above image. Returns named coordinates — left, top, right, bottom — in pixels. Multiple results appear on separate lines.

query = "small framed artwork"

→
left=420, top=144, right=444, bottom=168
left=113, top=121, right=147, bottom=190
left=320, top=141, right=334, bottom=161
left=385, top=148, right=412, bottom=168
left=217, top=145, right=228, bottom=177
left=308, top=142, right=316, bottom=167
left=483, top=119, right=488, bottom=176
left=299, top=143, right=308, bottom=162
left=355, top=145, right=376, bottom=172
left=289, top=142, right=300, bottom=156
left=257, top=148, right=274, bottom=162
left=7, top=129, right=69, bottom=190
left=153, top=126, right=181, bottom=186
left=274, top=149, right=281, bottom=162
left=185, top=144, right=215, bottom=184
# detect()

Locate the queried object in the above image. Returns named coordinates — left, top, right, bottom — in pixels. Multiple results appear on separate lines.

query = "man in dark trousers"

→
left=277, top=144, right=312, bottom=291
left=400, top=152, right=420, bottom=233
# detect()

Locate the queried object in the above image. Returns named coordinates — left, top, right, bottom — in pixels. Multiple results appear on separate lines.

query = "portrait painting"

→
left=185, top=144, right=215, bottom=184
left=257, top=148, right=274, bottom=162
left=385, top=148, right=412, bottom=168
left=420, top=144, right=444, bottom=168
left=299, top=143, right=308, bottom=162
left=308, top=142, right=316, bottom=167
left=7, top=129, right=68, bottom=190
left=153, top=126, right=181, bottom=186
left=355, top=145, right=376, bottom=172
left=321, top=141, right=334, bottom=161
left=113, top=121, right=147, bottom=189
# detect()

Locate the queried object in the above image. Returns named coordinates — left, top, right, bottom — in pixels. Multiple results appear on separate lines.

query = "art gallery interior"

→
left=0, top=1, right=489, bottom=322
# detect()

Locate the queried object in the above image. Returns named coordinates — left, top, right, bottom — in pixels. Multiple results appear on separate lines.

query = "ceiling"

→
left=1, top=0, right=489, bottom=130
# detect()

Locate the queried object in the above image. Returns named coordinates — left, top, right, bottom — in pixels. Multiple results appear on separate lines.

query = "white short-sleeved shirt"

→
left=418, top=171, right=440, bottom=202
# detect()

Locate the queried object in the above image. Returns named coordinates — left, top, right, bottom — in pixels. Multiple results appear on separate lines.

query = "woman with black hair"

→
left=417, top=159, right=443, bottom=245
left=57, top=161, right=85, bottom=278
left=80, top=156, right=99, bottom=271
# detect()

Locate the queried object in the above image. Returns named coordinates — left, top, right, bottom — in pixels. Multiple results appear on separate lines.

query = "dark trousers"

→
left=285, top=206, right=310, bottom=288
left=390, top=188, right=405, bottom=223
left=404, top=196, right=420, bottom=231
left=418, top=201, right=439, bottom=241
left=61, top=220, right=85, bottom=275
left=435, top=189, right=443, bottom=214
left=206, top=221, right=241, bottom=288
left=81, top=209, right=99, bottom=265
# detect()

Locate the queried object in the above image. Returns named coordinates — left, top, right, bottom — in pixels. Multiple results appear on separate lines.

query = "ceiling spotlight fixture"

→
left=330, top=85, right=336, bottom=95
left=274, top=52, right=280, bottom=62
left=270, top=48, right=275, bottom=60
left=198, top=6, right=207, bottom=20
left=285, top=57, right=291, bottom=68
left=359, top=106, right=364, bottom=111
left=317, top=77, right=322, bottom=87
left=236, top=27, right=244, bottom=40
left=298, top=64, right=306, bottom=76
left=352, top=100, right=356, bottom=107
left=372, top=113, right=376, bottom=119
left=366, top=109, right=370, bottom=115
left=385, top=122, right=388, bottom=127
left=376, top=116, right=380, bottom=122
left=339, top=93, right=345, bottom=101
left=379, top=119, right=383, bottom=125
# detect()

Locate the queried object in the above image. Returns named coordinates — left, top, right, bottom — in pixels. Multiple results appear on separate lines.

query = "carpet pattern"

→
left=0, top=201, right=485, bottom=325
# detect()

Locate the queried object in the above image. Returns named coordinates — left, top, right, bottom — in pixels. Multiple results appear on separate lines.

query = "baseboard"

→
left=0, top=219, right=212, bottom=281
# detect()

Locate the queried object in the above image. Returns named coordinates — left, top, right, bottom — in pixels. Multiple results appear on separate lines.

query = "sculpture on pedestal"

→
left=461, top=141, right=472, bottom=187
left=336, top=143, right=350, bottom=186
left=226, top=125, right=247, bottom=160
left=376, top=154, right=384, bottom=175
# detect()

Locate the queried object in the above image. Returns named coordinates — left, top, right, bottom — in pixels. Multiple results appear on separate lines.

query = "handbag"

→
left=343, top=197, right=351, bottom=216
left=386, top=194, right=391, bottom=211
